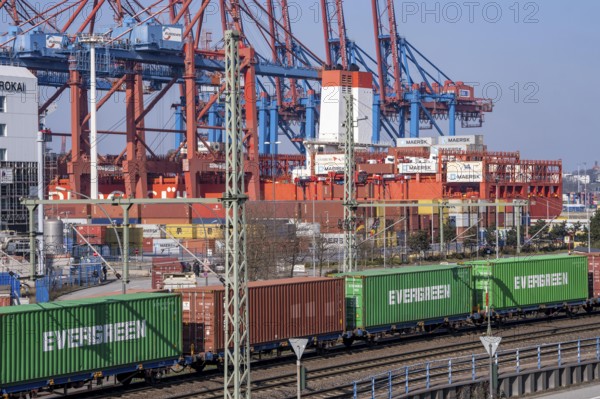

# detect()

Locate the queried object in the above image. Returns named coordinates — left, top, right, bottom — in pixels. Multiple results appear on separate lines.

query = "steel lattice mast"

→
left=343, top=93, right=357, bottom=273
left=222, top=30, right=251, bottom=399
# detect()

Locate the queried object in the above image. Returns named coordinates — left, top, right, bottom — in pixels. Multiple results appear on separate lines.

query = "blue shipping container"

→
left=0, top=273, right=20, bottom=298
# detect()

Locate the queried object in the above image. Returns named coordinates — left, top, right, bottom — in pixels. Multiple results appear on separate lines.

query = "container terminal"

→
left=0, top=2, right=597, bottom=399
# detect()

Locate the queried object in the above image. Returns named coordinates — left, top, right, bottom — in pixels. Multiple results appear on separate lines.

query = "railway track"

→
left=48, top=314, right=600, bottom=399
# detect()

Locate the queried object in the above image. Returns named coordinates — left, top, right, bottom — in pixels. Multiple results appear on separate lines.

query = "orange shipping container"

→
left=142, top=238, right=154, bottom=253
left=0, top=296, right=10, bottom=307
left=182, top=239, right=215, bottom=254
left=75, top=225, right=107, bottom=245
left=178, top=277, right=346, bottom=356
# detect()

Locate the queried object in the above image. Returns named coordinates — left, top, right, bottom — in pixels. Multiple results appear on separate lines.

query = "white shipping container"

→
left=321, top=233, right=345, bottom=247
left=398, top=160, right=437, bottom=174
left=153, top=238, right=181, bottom=255
left=431, top=144, right=485, bottom=158
left=163, top=272, right=197, bottom=290
left=447, top=162, right=484, bottom=183
left=138, top=224, right=165, bottom=239
left=469, top=213, right=480, bottom=226
left=296, top=222, right=321, bottom=237
left=396, top=137, right=435, bottom=147
left=315, top=154, right=345, bottom=174
left=452, top=214, right=470, bottom=228
left=62, top=218, right=88, bottom=226
left=505, top=212, right=515, bottom=228
left=439, top=135, right=484, bottom=146
left=291, top=167, right=310, bottom=179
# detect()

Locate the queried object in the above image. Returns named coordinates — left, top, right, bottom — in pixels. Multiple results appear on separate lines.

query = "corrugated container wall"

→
left=466, top=255, right=588, bottom=311
left=152, top=258, right=184, bottom=289
left=589, top=254, right=600, bottom=298
left=75, top=225, right=107, bottom=245
left=334, top=265, right=473, bottom=330
left=105, top=227, right=143, bottom=246
left=0, top=293, right=182, bottom=387
left=575, top=253, right=600, bottom=298
left=138, top=224, right=165, bottom=239
left=178, top=277, right=345, bottom=354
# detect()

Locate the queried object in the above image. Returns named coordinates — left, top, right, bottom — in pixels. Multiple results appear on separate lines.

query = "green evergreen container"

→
left=465, top=254, right=588, bottom=311
left=334, top=265, right=473, bottom=330
left=0, top=293, right=182, bottom=387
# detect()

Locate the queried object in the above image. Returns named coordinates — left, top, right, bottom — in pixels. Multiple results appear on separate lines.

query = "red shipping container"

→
left=75, top=225, right=107, bottom=245
left=142, top=238, right=154, bottom=253
left=584, top=254, right=600, bottom=298
left=182, top=239, right=216, bottom=254
left=151, top=257, right=184, bottom=289
left=178, top=277, right=346, bottom=356
left=0, top=295, right=10, bottom=307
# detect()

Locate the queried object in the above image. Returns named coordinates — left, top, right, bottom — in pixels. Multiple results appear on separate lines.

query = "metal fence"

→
left=0, top=272, right=20, bottom=299
left=352, top=336, right=600, bottom=398
left=36, top=259, right=104, bottom=303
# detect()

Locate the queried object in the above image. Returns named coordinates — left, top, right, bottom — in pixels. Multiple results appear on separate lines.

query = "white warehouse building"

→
left=0, top=66, right=38, bottom=161
left=0, top=66, right=39, bottom=231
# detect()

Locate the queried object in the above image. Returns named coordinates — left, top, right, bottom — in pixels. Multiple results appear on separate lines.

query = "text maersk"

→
left=389, top=285, right=450, bottom=305
left=43, top=319, right=146, bottom=352
left=514, top=273, right=568, bottom=290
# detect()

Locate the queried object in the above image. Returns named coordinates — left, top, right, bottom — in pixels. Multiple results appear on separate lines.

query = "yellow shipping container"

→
left=195, top=223, right=225, bottom=240
left=105, top=227, right=143, bottom=246
left=167, top=224, right=225, bottom=240
left=166, top=224, right=196, bottom=239
left=418, top=199, right=434, bottom=215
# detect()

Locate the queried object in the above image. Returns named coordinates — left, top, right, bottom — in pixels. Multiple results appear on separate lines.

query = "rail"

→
left=352, top=336, right=600, bottom=398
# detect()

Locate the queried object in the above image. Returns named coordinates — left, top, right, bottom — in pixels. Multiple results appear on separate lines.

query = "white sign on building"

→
left=162, top=26, right=183, bottom=42
left=396, top=137, right=435, bottom=147
left=447, top=162, right=483, bottom=183
left=315, top=154, right=345, bottom=174
left=399, top=161, right=437, bottom=174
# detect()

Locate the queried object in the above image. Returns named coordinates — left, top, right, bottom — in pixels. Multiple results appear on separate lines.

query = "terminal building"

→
left=0, top=66, right=39, bottom=231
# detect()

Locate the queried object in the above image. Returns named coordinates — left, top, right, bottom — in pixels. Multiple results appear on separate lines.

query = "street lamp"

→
left=78, top=34, right=107, bottom=200
left=495, top=177, right=500, bottom=260
left=584, top=162, right=591, bottom=253
left=55, top=187, right=125, bottom=292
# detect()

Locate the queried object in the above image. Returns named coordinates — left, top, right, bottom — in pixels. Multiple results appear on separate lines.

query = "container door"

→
left=591, top=256, right=600, bottom=298
left=472, top=264, right=491, bottom=311
left=345, top=277, right=364, bottom=330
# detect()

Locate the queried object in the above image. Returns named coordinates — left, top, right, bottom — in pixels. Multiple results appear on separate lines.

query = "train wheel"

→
left=144, top=371, right=163, bottom=385
left=192, top=362, right=206, bottom=373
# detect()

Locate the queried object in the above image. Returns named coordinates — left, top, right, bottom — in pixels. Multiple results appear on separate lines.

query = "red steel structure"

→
left=0, top=1, right=563, bottom=225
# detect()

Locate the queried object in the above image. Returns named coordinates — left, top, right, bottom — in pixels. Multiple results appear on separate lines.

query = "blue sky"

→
left=32, top=1, right=599, bottom=173
left=286, top=0, right=599, bottom=173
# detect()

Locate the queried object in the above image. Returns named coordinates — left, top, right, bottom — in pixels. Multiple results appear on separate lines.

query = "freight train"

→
left=0, top=254, right=593, bottom=396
